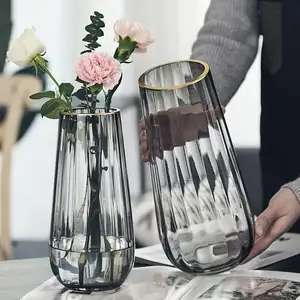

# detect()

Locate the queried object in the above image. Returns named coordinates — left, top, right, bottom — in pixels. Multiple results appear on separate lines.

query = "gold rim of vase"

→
left=138, top=59, right=209, bottom=91
left=62, top=107, right=120, bottom=116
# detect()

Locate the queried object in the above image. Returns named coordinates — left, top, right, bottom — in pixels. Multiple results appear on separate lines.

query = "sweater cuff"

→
left=281, top=177, right=300, bottom=201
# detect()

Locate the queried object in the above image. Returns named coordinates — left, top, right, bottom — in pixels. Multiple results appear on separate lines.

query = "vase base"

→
left=59, top=281, right=124, bottom=293
left=49, top=245, right=134, bottom=291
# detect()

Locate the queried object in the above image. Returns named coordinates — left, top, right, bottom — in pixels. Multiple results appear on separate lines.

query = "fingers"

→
left=139, top=131, right=148, bottom=152
left=245, top=216, right=289, bottom=262
left=139, top=117, right=164, bottom=162
left=254, top=200, right=281, bottom=238
left=141, top=151, right=150, bottom=163
left=139, top=118, right=146, bottom=131
left=139, top=118, right=149, bottom=162
left=139, top=130, right=149, bottom=163
left=243, top=199, right=294, bottom=263
left=241, top=205, right=279, bottom=264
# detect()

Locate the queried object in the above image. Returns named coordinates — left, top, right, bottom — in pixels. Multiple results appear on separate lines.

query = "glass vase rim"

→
left=138, top=59, right=209, bottom=91
left=61, top=107, right=120, bottom=117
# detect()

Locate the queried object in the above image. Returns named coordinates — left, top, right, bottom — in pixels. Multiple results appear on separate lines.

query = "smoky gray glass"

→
left=49, top=108, right=134, bottom=291
left=138, top=60, right=255, bottom=274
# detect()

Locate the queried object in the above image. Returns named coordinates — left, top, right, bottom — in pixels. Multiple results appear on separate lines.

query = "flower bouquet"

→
left=7, top=12, right=154, bottom=291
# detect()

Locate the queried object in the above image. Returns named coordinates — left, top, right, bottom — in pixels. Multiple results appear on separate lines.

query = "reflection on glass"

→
left=138, top=60, right=254, bottom=274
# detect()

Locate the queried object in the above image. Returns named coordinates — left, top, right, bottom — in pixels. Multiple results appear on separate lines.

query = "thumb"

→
left=255, top=206, right=277, bottom=238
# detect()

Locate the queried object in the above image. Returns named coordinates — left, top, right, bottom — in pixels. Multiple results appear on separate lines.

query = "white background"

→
left=5, top=0, right=261, bottom=240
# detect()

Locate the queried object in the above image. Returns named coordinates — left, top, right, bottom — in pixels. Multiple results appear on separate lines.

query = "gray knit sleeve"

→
left=282, top=177, right=300, bottom=201
left=190, top=0, right=259, bottom=106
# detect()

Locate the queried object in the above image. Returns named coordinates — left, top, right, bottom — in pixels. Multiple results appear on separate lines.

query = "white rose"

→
left=6, top=27, right=45, bottom=67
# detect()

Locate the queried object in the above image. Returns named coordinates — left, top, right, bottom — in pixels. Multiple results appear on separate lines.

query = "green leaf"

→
left=97, top=20, right=105, bottom=28
left=90, top=16, right=105, bottom=27
left=82, top=34, right=97, bottom=42
left=78, top=253, right=87, bottom=266
left=118, top=37, right=136, bottom=51
left=94, top=29, right=104, bottom=37
left=78, top=103, right=88, bottom=108
left=59, top=83, right=74, bottom=97
left=105, top=74, right=123, bottom=112
left=113, top=48, right=119, bottom=59
left=90, top=83, right=103, bottom=94
left=85, top=24, right=104, bottom=37
left=41, top=98, right=71, bottom=119
left=75, top=76, right=86, bottom=84
left=30, top=91, right=55, bottom=100
left=94, top=11, right=104, bottom=18
left=73, top=88, right=90, bottom=101
left=80, top=49, right=92, bottom=55
left=85, top=24, right=97, bottom=33
left=117, top=37, right=136, bottom=62
left=88, top=42, right=101, bottom=49
left=118, top=50, right=131, bottom=63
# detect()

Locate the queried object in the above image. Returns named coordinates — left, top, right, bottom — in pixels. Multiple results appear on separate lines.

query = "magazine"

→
left=135, top=232, right=300, bottom=270
left=21, top=267, right=300, bottom=300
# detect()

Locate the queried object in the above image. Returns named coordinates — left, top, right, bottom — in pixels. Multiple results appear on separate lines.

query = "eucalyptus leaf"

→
left=41, top=98, right=71, bottom=119
left=88, top=42, right=101, bottom=49
left=85, top=24, right=97, bottom=33
left=82, top=34, right=97, bottom=42
left=80, top=49, right=92, bottom=55
left=59, top=83, right=74, bottom=97
left=94, top=29, right=104, bottom=37
left=90, top=16, right=105, bottom=27
left=96, top=20, right=105, bottom=28
left=85, top=24, right=104, bottom=37
left=94, top=11, right=104, bottom=18
left=85, top=44, right=94, bottom=50
left=30, top=91, right=55, bottom=100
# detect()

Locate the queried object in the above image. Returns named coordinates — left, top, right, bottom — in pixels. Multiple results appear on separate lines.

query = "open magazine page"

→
left=135, top=233, right=300, bottom=270
left=21, top=266, right=215, bottom=300
left=187, top=270, right=300, bottom=300
left=21, top=267, right=300, bottom=300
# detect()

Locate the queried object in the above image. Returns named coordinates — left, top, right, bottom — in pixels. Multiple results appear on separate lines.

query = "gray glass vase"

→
left=49, top=108, right=134, bottom=291
left=138, top=60, right=255, bottom=274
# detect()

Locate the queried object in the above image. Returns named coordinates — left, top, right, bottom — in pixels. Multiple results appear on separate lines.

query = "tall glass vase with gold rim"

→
left=138, top=59, right=255, bottom=274
left=49, top=107, right=134, bottom=291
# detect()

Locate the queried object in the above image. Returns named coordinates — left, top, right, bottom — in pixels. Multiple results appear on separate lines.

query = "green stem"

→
left=33, top=55, right=60, bottom=89
left=90, top=93, right=97, bottom=113
left=105, top=75, right=123, bottom=113
left=43, top=67, right=60, bottom=88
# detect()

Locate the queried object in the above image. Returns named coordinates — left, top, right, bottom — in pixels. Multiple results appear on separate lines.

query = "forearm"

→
left=190, top=0, right=259, bottom=106
left=0, top=0, right=12, bottom=72
left=282, top=177, right=300, bottom=202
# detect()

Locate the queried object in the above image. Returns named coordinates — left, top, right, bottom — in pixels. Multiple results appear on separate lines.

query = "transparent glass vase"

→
left=49, top=108, right=134, bottom=291
left=138, top=60, right=255, bottom=274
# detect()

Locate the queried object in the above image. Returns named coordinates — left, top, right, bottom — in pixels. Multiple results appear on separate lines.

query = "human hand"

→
left=243, top=188, right=300, bottom=263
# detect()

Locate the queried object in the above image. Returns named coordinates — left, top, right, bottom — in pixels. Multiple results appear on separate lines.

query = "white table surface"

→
left=0, top=258, right=52, bottom=300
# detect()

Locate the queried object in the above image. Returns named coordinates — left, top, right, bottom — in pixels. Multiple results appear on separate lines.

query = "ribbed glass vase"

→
left=138, top=60, right=255, bottom=274
left=49, top=108, right=134, bottom=291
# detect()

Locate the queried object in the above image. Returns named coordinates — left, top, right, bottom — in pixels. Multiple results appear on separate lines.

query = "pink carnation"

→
left=75, top=52, right=121, bottom=89
left=113, top=20, right=154, bottom=53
